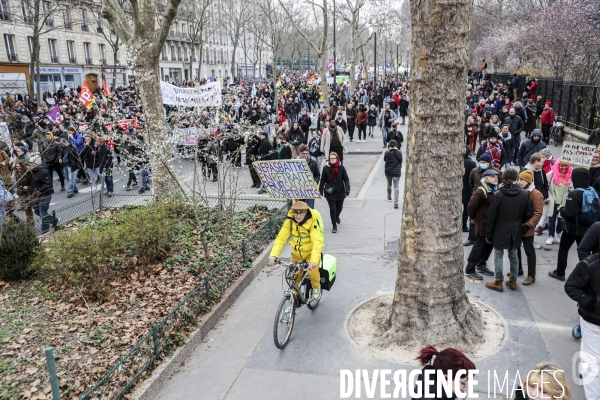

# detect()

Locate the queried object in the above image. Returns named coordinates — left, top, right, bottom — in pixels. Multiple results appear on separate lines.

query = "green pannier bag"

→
left=319, top=254, right=337, bottom=291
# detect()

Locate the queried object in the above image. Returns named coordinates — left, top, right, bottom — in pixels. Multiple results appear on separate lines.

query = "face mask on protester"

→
left=479, top=163, right=489, bottom=170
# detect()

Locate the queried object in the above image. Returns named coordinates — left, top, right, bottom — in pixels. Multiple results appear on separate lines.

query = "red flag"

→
left=79, top=81, right=96, bottom=109
left=102, top=80, right=112, bottom=98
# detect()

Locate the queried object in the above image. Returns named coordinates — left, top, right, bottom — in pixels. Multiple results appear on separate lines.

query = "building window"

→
left=27, top=36, right=34, bottom=54
left=96, top=12, right=103, bottom=33
left=170, top=46, right=175, bottom=61
left=177, top=46, right=181, bottom=61
left=83, top=42, right=92, bottom=64
left=161, top=45, right=167, bottom=60
left=62, top=5, right=71, bottom=29
left=66, top=40, right=76, bottom=63
left=43, top=1, right=53, bottom=26
left=4, top=34, right=17, bottom=61
left=98, top=44, right=105, bottom=64
left=0, top=0, right=10, bottom=21
left=22, top=1, right=33, bottom=23
left=80, top=8, right=88, bottom=31
left=48, top=38, right=58, bottom=63
left=183, top=47, right=188, bottom=62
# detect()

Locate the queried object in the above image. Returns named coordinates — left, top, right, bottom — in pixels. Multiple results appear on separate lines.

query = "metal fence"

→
left=491, top=73, right=599, bottom=133
left=77, top=197, right=289, bottom=399
left=21, top=191, right=155, bottom=236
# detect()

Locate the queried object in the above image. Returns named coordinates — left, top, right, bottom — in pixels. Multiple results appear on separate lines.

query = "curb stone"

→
left=132, top=243, right=274, bottom=400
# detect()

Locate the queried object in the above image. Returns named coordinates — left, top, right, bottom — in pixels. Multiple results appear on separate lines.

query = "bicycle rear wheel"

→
left=273, top=293, right=295, bottom=349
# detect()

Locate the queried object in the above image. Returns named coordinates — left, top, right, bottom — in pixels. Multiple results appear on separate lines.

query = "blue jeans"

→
left=141, top=167, right=150, bottom=187
left=548, top=203, right=564, bottom=237
left=103, top=168, right=114, bottom=193
left=494, top=247, right=519, bottom=282
left=382, top=127, right=391, bottom=147
left=32, top=195, right=52, bottom=233
left=62, top=167, right=77, bottom=195
left=86, top=167, right=101, bottom=190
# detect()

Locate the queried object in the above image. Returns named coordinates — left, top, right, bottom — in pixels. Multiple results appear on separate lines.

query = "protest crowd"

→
left=1, top=64, right=600, bottom=398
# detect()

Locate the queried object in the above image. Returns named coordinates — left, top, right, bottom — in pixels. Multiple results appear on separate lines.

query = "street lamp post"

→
left=333, top=0, right=337, bottom=91
left=373, top=25, right=378, bottom=91
left=396, top=43, right=399, bottom=76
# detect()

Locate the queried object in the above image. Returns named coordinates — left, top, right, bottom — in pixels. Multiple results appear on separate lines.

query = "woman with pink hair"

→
left=544, top=160, right=574, bottom=245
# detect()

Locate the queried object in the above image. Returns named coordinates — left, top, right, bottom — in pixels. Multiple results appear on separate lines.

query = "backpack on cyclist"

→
left=575, top=187, right=600, bottom=226
left=320, top=254, right=337, bottom=291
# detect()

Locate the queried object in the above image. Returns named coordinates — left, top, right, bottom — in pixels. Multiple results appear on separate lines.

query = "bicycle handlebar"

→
left=273, top=258, right=309, bottom=270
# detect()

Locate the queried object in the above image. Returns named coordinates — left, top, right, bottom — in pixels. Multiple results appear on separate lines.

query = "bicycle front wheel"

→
left=273, top=293, right=295, bottom=349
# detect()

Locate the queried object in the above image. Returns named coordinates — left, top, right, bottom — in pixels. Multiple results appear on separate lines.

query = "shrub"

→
left=34, top=201, right=182, bottom=298
left=0, top=220, right=40, bottom=281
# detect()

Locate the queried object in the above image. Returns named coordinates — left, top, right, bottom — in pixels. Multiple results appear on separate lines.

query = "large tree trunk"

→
left=133, top=46, right=175, bottom=192
left=380, top=0, right=482, bottom=350
left=112, top=48, right=118, bottom=90
left=318, top=55, right=329, bottom=107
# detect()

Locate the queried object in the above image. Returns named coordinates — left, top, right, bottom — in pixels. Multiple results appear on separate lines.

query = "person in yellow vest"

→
left=269, top=201, right=325, bottom=300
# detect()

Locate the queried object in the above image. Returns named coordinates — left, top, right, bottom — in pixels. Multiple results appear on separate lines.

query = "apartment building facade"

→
left=0, top=0, right=269, bottom=96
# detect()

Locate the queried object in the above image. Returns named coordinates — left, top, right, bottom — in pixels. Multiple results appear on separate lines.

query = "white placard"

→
left=560, top=141, right=596, bottom=169
left=161, top=81, right=222, bottom=107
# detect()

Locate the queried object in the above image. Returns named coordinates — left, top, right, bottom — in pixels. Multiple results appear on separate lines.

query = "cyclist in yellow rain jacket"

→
left=269, top=201, right=325, bottom=300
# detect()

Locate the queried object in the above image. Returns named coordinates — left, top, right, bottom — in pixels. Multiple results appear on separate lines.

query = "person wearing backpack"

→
left=550, top=168, right=600, bottom=281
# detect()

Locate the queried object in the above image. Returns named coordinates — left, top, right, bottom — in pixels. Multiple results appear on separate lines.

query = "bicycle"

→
left=272, top=259, right=321, bottom=349
left=550, top=116, right=565, bottom=146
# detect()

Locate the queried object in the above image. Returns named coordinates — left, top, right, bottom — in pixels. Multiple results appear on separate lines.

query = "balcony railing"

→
left=184, top=56, right=189, bottom=62
left=177, top=56, right=182, bottom=61
left=85, top=57, right=92, bottom=65
left=171, top=56, right=176, bottom=61
left=96, top=26, right=103, bottom=33
left=24, top=15, right=33, bottom=24
left=81, top=24, right=88, bottom=32
left=161, top=55, right=167, bottom=61
left=193, top=57, right=197, bottom=62
left=7, top=53, right=17, bottom=62
left=45, top=18, right=54, bottom=27
left=65, top=22, right=72, bottom=30
left=69, top=56, right=76, bottom=64
left=99, top=58, right=106, bottom=65
left=50, top=56, right=59, bottom=63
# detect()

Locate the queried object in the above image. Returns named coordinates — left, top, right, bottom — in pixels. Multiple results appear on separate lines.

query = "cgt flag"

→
left=102, top=80, right=112, bottom=98
left=45, top=105, right=62, bottom=125
left=79, top=81, right=96, bottom=109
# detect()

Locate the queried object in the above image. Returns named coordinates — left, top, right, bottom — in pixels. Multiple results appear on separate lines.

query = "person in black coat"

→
left=95, top=137, right=115, bottom=195
left=462, top=145, right=477, bottom=232
left=589, top=152, right=600, bottom=195
left=550, top=168, right=597, bottom=281
left=29, top=157, right=56, bottom=233
left=386, top=123, right=404, bottom=148
left=384, top=140, right=403, bottom=208
left=517, top=129, right=546, bottom=168
left=319, top=151, right=350, bottom=233
left=257, top=132, right=274, bottom=194
left=485, top=168, right=534, bottom=292
left=246, top=132, right=261, bottom=188
left=565, top=252, right=600, bottom=400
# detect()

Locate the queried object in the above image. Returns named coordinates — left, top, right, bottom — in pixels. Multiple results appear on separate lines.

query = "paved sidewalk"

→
left=153, top=126, right=586, bottom=400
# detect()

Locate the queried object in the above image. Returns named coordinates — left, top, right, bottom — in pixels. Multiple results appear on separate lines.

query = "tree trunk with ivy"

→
left=378, top=0, right=483, bottom=350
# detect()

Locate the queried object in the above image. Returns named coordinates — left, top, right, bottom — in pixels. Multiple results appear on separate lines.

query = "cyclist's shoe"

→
left=313, top=288, right=321, bottom=300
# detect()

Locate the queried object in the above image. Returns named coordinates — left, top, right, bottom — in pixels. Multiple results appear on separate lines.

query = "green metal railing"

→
left=75, top=197, right=289, bottom=399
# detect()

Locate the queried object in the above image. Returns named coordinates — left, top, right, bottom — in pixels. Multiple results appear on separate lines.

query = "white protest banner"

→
left=559, top=141, right=596, bottom=169
left=253, top=159, right=320, bottom=199
left=170, top=127, right=202, bottom=146
left=160, top=81, right=222, bottom=108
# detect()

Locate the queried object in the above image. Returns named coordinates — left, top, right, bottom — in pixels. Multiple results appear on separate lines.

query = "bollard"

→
left=44, top=347, right=61, bottom=400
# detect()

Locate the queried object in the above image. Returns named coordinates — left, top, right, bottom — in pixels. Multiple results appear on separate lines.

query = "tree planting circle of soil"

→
left=345, top=293, right=507, bottom=365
